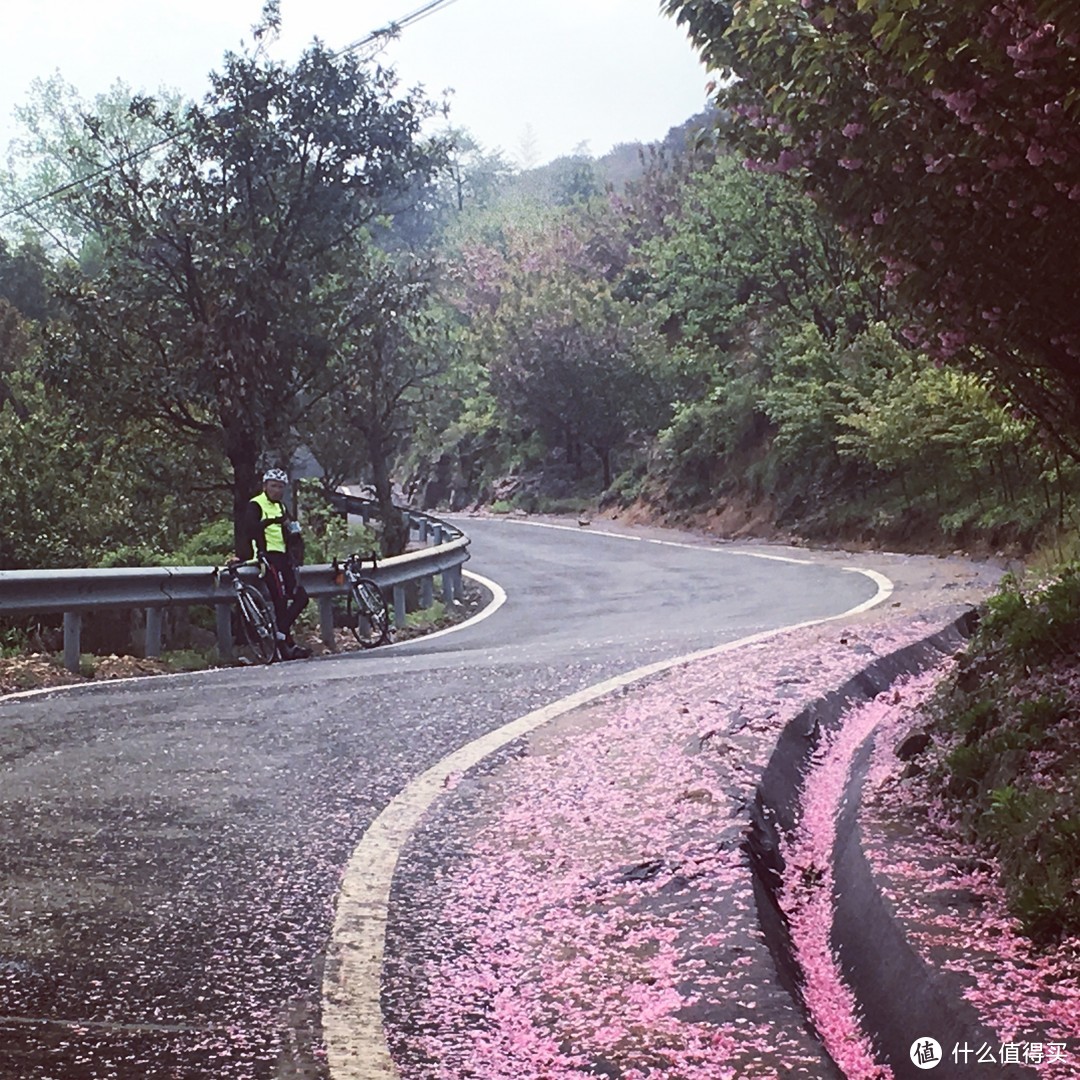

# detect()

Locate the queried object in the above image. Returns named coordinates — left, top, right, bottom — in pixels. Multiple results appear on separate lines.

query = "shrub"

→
left=927, top=570, right=1080, bottom=943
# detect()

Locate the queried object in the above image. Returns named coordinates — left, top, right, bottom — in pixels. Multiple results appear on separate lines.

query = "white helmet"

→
left=262, top=467, right=289, bottom=484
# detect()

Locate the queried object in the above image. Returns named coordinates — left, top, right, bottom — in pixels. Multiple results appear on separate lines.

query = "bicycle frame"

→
left=332, top=552, right=389, bottom=647
left=215, top=558, right=278, bottom=664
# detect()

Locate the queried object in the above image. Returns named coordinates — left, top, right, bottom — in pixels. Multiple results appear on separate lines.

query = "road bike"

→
left=215, top=557, right=278, bottom=664
left=333, top=552, right=390, bottom=648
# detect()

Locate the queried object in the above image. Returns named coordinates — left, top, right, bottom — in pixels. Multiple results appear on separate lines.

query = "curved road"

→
left=0, top=519, right=882, bottom=1078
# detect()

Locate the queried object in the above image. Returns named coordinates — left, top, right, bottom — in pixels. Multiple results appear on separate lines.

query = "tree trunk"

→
left=368, top=427, right=408, bottom=557
left=225, top=419, right=259, bottom=557
left=591, top=444, right=613, bottom=489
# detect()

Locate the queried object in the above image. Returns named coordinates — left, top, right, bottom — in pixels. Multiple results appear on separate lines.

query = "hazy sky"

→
left=1, top=0, right=711, bottom=167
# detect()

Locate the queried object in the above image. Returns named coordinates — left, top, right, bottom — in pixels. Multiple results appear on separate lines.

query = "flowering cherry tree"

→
left=663, top=0, right=1080, bottom=452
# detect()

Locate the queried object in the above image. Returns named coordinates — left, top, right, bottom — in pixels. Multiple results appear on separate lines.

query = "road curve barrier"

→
left=0, top=499, right=469, bottom=673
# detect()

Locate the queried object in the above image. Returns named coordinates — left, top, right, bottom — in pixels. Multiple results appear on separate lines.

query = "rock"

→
left=896, top=731, right=932, bottom=760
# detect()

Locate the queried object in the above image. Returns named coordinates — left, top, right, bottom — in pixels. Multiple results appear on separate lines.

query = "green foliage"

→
left=927, top=570, right=1080, bottom=942
left=0, top=626, right=30, bottom=658
left=641, top=160, right=885, bottom=350
left=978, top=569, right=1080, bottom=668
left=172, top=520, right=235, bottom=566
left=605, top=465, right=648, bottom=508
left=44, top=43, right=447, bottom=545
left=662, top=0, right=1080, bottom=459
left=404, top=599, right=448, bottom=629
left=658, top=375, right=766, bottom=506
left=0, top=338, right=227, bottom=569
left=160, top=648, right=217, bottom=673
left=443, top=191, right=682, bottom=491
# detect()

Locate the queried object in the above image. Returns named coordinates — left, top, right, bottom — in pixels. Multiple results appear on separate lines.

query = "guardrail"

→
left=0, top=498, right=470, bottom=672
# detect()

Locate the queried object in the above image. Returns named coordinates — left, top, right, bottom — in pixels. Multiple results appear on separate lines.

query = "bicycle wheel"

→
left=348, top=577, right=389, bottom=647
left=235, top=583, right=278, bottom=664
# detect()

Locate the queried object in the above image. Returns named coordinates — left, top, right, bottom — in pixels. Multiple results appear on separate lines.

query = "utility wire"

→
left=0, top=134, right=177, bottom=224
left=334, top=0, right=460, bottom=58
left=0, top=0, right=462, bottom=225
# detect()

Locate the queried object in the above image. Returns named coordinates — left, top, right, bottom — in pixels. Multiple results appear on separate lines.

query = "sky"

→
left=0, top=0, right=712, bottom=168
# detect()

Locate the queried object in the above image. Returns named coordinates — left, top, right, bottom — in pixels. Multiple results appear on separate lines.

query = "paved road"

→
left=0, top=519, right=880, bottom=1078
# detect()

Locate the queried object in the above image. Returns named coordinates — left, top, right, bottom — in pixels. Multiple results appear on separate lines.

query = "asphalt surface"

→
left=0, top=518, right=881, bottom=1079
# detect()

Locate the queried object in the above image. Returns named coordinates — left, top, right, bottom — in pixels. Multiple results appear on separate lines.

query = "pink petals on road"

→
left=384, top=612, right=1008, bottom=1078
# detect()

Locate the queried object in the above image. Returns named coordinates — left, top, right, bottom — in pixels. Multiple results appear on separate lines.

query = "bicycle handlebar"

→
left=332, top=551, right=379, bottom=572
left=215, top=554, right=269, bottom=577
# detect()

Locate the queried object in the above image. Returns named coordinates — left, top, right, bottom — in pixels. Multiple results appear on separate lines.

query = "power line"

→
left=334, top=0, right=461, bottom=58
left=0, top=134, right=177, bottom=225
left=0, top=0, right=462, bottom=227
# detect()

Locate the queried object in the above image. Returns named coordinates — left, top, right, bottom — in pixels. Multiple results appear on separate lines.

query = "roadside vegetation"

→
left=924, top=570, right=1080, bottom=943
left=1, top=1, right=1078, bottom=942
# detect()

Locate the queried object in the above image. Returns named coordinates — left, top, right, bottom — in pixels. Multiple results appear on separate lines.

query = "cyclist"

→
left=238, top=467, right=311, bottom=660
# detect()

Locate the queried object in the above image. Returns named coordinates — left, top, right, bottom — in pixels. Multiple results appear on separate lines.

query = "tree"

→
left=47, top=42, right=446, bottom=549
left=662, top=0, right=1080, bottom=453
left=640, top=157, right=888, bottom=350
left=301, top=252, right=450, bottom=555
left=439, top=129, right=515, bottom=216
left=453, top=209, right=672, bottom=489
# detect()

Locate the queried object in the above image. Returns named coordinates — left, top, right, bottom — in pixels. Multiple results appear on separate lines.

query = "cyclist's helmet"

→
left=262, top=467, right=289, bottom=484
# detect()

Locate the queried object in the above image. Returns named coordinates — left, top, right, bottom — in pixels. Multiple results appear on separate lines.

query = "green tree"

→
left=46, top=43, right=446, bottom=549
left=439, top=129, right=515, bottom=216
left=641, top=158, right=886, bottom=350
left=301, top=252, right=451, bottom=555
left=452, top=207, right=672, bottom=490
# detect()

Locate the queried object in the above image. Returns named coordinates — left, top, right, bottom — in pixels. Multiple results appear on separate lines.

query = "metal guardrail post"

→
left=145, top=607, right=164, bottom=658
left=393, top=584, right=407, bottom=629
left=442, top=571, right=454, bottom=606
left=420, top=576, right=434, bottom=609
left=452, top=565, right=465, bottom=601
left=215, top=603, right=234, bottom=662
left=318, top=596, right=336, bottom=649
left=433, top=524, right=445, bottom=546
left=63, top=612, right=81, bottom=674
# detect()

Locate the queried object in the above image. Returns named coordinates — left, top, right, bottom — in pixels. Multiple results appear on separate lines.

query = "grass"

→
left=405, top=599, right=448, bottom=629
left=924, top=567, right=1080, bottom=944
left=160, top=648, right=217, bottom=672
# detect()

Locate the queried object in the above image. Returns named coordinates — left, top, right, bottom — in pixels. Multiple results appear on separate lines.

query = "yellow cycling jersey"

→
left=250, top=492, right=288, bottom=555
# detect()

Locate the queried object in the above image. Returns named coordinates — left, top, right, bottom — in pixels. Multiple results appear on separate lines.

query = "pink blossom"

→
left=938, top=329, right=969, bottom=353
left=842, top=122, right=865, bottom=138
left=839, top=157, right=864, bottom=170
left=942, top=89, right=978, bottom=123
left=776, top=148, right=803, bottom=172
left=1027, top=142, right=1046, bottom=167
